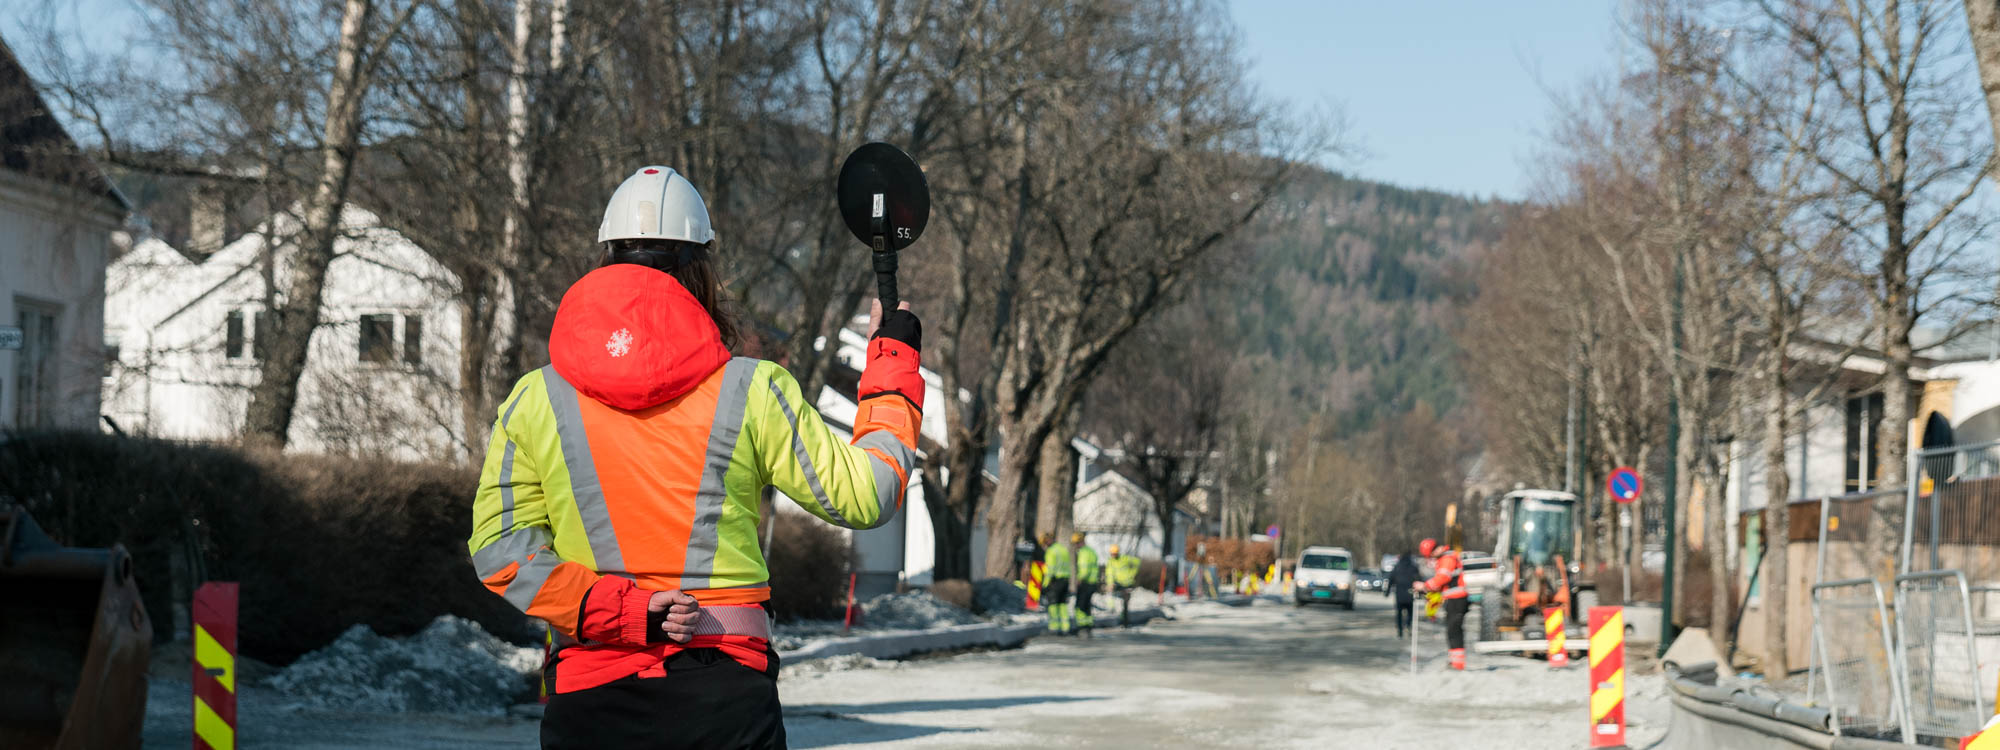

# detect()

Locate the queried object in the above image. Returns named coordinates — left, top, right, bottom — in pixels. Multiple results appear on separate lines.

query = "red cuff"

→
left=577, top=577, right=653, bottom=646
left=858, top=338, right=924, bottom=411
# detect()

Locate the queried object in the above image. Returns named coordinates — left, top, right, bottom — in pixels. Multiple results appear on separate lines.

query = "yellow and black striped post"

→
left=192, top=582, right=237, bottom=750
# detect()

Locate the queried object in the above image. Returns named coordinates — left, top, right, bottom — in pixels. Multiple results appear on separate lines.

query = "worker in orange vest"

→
left=1414, top=537, right=1470, bottom=671
left=468, top=167, right=924, bottom=749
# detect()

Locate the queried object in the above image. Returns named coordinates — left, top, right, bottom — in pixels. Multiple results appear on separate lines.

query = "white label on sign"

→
left=0, top=326, right=21, bottom=350
left=872, top=193, right=884, bottom=218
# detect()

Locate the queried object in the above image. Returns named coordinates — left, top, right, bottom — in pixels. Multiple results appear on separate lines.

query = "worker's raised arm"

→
left=467, top=374, right=663, bottom=646
left=749, top=309, right=923, bottom=530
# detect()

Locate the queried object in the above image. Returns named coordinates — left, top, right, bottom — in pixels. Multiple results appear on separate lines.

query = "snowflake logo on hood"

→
left=605, top=328, right=634, bottom=358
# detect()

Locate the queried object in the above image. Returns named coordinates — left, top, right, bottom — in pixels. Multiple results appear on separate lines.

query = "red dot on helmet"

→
left=643, top=168, right=659, bottom=175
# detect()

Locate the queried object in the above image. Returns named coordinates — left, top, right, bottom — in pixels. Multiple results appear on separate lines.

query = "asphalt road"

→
left=780, top=594, right=1671, bottom=749
left=140, top=593, right=1669, bottom=748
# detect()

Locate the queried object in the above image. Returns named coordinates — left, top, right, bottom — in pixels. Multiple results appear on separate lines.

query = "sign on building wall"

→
left=0, top=325, right=21, bottom=350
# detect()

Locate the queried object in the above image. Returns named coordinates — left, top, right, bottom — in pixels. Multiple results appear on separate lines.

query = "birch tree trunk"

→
left=243, top=0, right=378, bottom=446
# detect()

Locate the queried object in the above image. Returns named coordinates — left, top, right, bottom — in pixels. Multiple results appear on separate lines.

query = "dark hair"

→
left=601, top=238, right=739, bottom=349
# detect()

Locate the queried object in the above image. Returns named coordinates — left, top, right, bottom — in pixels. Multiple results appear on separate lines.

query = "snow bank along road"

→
left=782, top=595, right=1669, bottom=749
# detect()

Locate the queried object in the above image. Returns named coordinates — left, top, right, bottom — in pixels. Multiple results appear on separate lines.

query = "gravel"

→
left=265, top=615, right=540, bottom=715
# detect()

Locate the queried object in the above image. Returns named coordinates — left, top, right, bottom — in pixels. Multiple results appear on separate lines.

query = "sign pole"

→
left=1606, top=468, right=1643, bottom=609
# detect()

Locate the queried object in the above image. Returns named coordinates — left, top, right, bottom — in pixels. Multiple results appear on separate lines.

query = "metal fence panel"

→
left=1905, top=441, right=2000, bottom=585
left=1895, top=571, right=1987, bottom=739
left=1812, top=578, right=1910, bottom=741
left=1810, top=490, right=1900, bottom=707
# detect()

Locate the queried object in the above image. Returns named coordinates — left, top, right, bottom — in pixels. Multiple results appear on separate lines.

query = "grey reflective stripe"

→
left=504, top=549, right=563, bottom=611
left=472, top=526, right=550, bottom=577
left=542, top=365, right=626, bottom=574
left=765, top=378, right=850, bottom=528
left=855, top=430, right=916, bottom=520
left=681, top=358, right=758, bottom=590
left=497, top=388, right=529, bottom=530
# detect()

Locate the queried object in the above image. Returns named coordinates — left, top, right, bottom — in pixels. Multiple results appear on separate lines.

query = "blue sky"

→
left=7, top=1, right=1623, bottom=202
left=1230, top=1, right=1624, bottom=200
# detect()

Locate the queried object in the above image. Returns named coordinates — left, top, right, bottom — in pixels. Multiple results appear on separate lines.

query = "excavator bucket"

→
left=0, top=507, right=152, bottom=749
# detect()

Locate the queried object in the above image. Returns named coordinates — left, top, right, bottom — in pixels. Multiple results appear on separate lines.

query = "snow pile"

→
left=267, top=615, right=540, bottom=714
left=972, top=578, right=1028, bottom=614
left=860, top=591, right=982, bottom=629
left=1096, top=587, right=1164, bottom=612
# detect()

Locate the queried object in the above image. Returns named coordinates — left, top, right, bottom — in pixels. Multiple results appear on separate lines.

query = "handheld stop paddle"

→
left=837, top=142, right=929, bottom=313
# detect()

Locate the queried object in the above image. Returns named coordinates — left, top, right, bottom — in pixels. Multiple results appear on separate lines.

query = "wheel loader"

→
left=1474, top=489, right=1596, bottom=647
left=0, top=506, right=152, bottom=749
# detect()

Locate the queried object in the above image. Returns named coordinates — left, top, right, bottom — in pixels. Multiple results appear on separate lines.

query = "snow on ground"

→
left=265, top=615, right=541, bottom=714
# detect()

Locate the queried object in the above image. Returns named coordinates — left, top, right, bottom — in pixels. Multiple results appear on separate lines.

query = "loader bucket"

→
left=0, top=508, right=152, bottom=749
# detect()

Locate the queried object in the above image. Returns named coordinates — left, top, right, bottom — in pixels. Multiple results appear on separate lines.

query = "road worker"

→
left=1041, top=531, right=1074, bottom=634
left=1414, top=537, right=1470, bottom=671
left=1072, top=532, right=1100, bottom=636
left=1107, top=544, right=1141, bottom=626
left=467, top=166, right=924, bottom=750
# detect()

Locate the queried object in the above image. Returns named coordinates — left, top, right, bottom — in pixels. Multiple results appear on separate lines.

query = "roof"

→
left=0, top=36, right=128, bottom=212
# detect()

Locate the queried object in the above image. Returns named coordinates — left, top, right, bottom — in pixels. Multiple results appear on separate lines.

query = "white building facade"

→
left=103, top=206, right=468, bottom=460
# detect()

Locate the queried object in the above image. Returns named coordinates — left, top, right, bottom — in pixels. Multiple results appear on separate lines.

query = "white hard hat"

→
left=597, top=166, right=715, bottom=244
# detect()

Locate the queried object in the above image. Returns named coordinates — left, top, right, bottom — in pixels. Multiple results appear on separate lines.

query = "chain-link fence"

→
left=1895, top=570, right=1986, bottom=738
left=1811, top=578, right=1910, bottom=740
left=1904, top=441, right=2000, bottom=585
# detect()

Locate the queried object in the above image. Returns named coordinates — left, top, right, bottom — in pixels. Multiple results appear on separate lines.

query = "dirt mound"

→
left=859, top=591, right=982, bottom=629
left=972, top=578, right=1028, bottom=614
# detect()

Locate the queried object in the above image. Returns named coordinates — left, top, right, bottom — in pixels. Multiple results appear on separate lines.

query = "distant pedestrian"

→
left=1387, top=551, right=1421, bottom=639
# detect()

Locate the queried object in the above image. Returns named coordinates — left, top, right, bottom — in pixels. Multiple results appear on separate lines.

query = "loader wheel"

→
left=1478, top=596, right=1502, bottom=644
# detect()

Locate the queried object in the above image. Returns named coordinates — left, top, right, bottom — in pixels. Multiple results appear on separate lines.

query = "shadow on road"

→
left=798, top=694, right=1097, bottom=715
left=784, top=713, right=980, bottom=748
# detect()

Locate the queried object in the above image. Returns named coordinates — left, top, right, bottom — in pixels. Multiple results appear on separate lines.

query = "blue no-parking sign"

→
left=1606, top=467, right=1642, bottom=504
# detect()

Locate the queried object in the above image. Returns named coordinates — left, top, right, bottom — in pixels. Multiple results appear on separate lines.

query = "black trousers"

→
left=1395, top=595, right=1414, bottom=637
left=1075, top=581, right=1096, bottom=626
left=1444, top=598, right=1470, bottom=650
left=1044, top=576, right=1071, bottom=605
left=541, top=649, right=786, bottom=750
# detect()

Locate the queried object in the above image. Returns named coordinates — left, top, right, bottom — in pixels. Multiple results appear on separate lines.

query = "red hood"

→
left=549, top=265, right=731, bottom=410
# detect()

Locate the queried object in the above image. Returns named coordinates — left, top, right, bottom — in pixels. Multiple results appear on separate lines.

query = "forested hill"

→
left=1225, top=167, right=1507, bottom=435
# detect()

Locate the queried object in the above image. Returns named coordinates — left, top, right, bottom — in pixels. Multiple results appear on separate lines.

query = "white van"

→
left=1293, top=546, right=1356, bottom=609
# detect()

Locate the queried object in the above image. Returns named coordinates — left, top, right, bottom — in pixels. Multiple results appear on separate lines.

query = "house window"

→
left=1844, top=392, right=1885, bottom=493
left=402, top=314, right=423, bottom=365
left=14, top=302, right=60, bottom=429
left=359, top=314, right=396, bottom=363
left=225, top=310, right=248, bottom=359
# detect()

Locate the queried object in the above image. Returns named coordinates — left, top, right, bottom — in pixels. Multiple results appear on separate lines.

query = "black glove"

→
left=873, top=309, right=922, bottom=352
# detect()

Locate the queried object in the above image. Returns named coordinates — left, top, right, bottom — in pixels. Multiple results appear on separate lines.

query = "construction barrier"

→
left=1589, top=606, right=1624, bottom=748
left=1811, top=578, right=1911, bottom=740
left=1026, top=561, right=1045, bottom=610
left=1548, top=608, right=1569, bottom=669
left=192, top=582, right=238, bottom=750
left=1894, top=570, right=1987, bottom=740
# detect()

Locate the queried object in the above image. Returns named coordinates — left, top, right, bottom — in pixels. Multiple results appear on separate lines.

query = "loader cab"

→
left=1489, top=489, right=1578, bottom=573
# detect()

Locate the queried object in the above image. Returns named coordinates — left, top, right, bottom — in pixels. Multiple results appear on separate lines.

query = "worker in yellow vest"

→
left=1107, top=545, right=1141, bottom=626
left=1073, top=533, right=1100, bottom=637
left=1041, top=531, right=1074, bottom=634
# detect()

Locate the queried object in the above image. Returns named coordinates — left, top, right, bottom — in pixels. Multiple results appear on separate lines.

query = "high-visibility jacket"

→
left=1044, top=542, right=1073, bottom=580
left=468, top=264, right=923, bottom=693
left=1075, top=545, right=1100, bottom=584
left=1422, top=551, right=1468, bottom=600
left=1108, top=554, right=1141, bottom=587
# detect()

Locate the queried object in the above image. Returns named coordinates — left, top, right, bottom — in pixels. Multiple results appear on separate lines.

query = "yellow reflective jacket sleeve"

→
left=749, top=361, right=915, bottom=530
left=467, top=373, right=622, bottom=640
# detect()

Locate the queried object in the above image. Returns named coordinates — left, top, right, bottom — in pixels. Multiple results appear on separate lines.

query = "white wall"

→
left=102, top=206, right=466, bottom=460
left=0, top=170, right=119, bottom=431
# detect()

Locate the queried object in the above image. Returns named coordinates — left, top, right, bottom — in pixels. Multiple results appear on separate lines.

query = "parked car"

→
left=1354, top=568, right=1386, bottom=594
left=1293, top=546, right=1357, bottom=609
left=1459, top=552, right=1501, bottom=596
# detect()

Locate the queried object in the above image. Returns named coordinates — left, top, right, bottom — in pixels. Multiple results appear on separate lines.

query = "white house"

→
left=1070, top=437, right=1194, bottom=562
left=0, top=39, right=129, bottom=431
left=102, top=205, right=467, bottom=460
